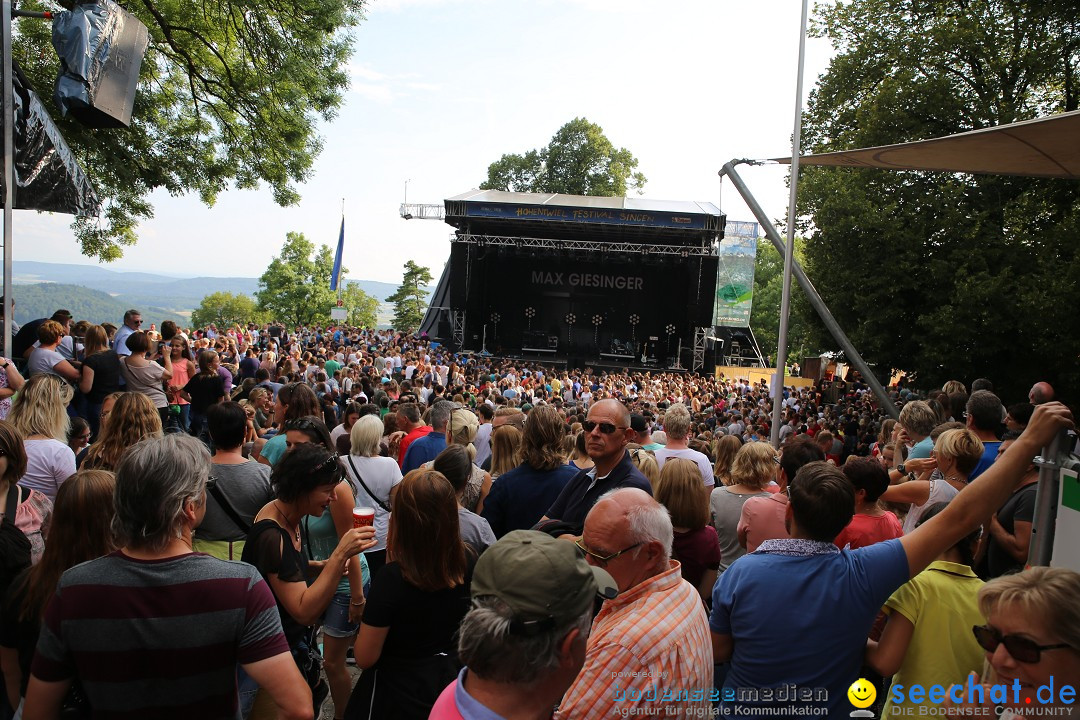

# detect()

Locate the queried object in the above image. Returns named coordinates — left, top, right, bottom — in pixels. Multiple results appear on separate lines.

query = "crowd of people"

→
left=0, top=305, right=1076, bottom=720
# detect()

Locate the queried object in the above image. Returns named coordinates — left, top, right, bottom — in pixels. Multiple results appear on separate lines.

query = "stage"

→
left=420, top=190, right=727, bottom=372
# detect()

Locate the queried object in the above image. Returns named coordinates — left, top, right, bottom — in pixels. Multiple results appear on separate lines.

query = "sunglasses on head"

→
left=583, top=419, right=627, bottom=435
left=972, top=624, right=1071, bottom=664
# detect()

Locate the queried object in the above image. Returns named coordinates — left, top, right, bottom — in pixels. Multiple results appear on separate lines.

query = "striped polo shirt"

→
left=32, top=551, right=289, bottom=719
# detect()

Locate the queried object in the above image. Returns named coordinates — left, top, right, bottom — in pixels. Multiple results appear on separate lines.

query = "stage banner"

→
left=464, top=201, right=712, bottom=230
left=713, top=221, right=759, bottom=327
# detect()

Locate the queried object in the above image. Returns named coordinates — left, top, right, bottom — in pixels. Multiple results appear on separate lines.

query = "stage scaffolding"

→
left=450, top=232, right=717, bottom=258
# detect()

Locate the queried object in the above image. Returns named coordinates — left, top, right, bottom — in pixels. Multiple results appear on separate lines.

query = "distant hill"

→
left=9, top=261, right=406, bottom=324
left=12, top=283, right=188, bottom=327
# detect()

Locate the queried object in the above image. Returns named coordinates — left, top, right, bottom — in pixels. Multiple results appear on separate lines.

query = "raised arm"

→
left=899, top=403, right=1072, bottom=578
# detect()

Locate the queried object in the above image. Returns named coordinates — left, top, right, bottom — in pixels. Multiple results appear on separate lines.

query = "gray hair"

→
left=663, top=403, right=692, bottom=440
left=429, top=400, right=452, bottom=432
left=457, top=597, right=592, bottom=685
left=626, top=497, right=674, bottom=560
left=350, top=414, right=383, bottom=457
left=598, top=487, right=674, bottom=561
left=112, top=433, right=211, bottom=552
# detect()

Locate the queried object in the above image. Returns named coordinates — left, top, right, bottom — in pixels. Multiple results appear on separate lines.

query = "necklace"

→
left=274, top=502, right=302, bottom=545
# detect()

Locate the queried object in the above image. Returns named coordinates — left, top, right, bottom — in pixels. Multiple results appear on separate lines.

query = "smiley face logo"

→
left=848, top=678, right=876, bottom=709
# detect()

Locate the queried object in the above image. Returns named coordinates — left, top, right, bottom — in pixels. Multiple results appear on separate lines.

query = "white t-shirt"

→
left=22, top=438, right=77, bottom=500
left=654, top=446, right=716, bottom=487
left=342, top=455, right=403, bottom=552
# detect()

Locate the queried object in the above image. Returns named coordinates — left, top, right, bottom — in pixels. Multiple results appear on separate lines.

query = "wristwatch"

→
left=896, top=463, right=906, bottom=475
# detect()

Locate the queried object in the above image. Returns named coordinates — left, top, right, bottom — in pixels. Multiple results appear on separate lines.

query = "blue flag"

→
left=330, top=217, right=344, bottom=291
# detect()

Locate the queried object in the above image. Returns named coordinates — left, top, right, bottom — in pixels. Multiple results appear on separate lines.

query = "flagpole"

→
left=338, top=198, right=344, bottom=300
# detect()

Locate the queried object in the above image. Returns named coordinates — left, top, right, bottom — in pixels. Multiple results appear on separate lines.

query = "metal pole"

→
left=770, top=0, right=810, bottom=447
left=720, top=160, right=899, bottom=422
left=1028, top=430, right=1079, bottom=568
left=2, top=0, right=13, bottom=360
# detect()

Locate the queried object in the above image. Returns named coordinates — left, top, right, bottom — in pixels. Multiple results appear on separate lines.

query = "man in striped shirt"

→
left=556, top=488, right=713, bottom=719
left=23, top=434, right=311, bottom=720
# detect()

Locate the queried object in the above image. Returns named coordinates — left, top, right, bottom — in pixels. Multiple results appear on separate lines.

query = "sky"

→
left=13, top=0, right=836, bottom=286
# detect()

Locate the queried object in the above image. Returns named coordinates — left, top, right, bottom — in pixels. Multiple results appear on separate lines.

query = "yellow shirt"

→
left=882, top=561, right=985, bottom=715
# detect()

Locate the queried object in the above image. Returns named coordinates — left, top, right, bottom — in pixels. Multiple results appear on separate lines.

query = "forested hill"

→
left=11, top=284, right=188, bottom=327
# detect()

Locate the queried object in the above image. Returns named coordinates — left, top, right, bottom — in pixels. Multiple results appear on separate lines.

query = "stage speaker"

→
left=52, top=1, right=149, bottom=128
left=449, top=243, right=470, bottom=307
left=688, top=256, right=719, bottom=327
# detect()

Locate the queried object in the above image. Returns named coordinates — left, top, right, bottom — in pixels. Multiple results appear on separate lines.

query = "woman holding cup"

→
left=242, top=438, right=375, bottom=719
left=270, top=416, right=372, bottom=720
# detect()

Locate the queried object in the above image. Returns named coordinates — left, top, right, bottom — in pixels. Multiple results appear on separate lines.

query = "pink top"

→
left=3, top=485, right=53, bottom=564
left=169, top=359, right=193, bottom=405
left=738, top=493, right=790, bottom=553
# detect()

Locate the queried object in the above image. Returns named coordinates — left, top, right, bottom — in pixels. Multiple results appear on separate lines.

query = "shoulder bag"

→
left=346, top=456, right=391, bottom=513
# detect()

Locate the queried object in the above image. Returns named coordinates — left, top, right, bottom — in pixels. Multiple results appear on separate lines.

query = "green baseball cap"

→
left=472, top=530, right=618, bottom=636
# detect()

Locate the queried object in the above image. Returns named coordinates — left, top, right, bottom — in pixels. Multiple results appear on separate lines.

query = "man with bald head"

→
left=541, top=399, right=651, bottom=534
left=555, top=488, right=712, bottom=718
left=1029, top=381, right=1055, bottom=405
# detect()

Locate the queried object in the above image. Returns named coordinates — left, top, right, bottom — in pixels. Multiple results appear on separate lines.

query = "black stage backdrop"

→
left=449, top=243, right=717, bottom=364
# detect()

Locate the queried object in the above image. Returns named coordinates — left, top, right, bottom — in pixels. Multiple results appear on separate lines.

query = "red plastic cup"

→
left=352, top=507, right=375, bottom=529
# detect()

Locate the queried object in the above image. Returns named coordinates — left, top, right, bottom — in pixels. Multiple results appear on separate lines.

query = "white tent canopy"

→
left=775, top=110, right=1080, bottom=179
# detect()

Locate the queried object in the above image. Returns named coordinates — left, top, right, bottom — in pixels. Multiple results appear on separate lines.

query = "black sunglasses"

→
left=314, top=454, right=340, bottom=472
left=972, top=624, right=1071, bottom=664
left=583, top=419, right=627, bottom=435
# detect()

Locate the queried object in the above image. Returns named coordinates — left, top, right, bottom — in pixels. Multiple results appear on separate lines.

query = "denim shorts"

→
left=322, top=591, right=359, bottom=638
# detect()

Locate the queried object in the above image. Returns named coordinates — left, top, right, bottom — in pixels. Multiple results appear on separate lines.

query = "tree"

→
left=748, top=238, right=818, bottom=364
left=340, top=281, right=379, bottom=328
left=190, top=291, right=263, bottom=330
left=13, top=0, right=365, bottom=261
left=257, top=233, right=339, bottom=328
left=799, top=0, right=1080, bottom=397
left=480, top=117, right=646, bottom=196
left=385, top=261, right=432, bottom=332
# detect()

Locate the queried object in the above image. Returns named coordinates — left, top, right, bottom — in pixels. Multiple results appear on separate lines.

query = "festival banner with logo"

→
left=713, top=220, right=759, bottom=327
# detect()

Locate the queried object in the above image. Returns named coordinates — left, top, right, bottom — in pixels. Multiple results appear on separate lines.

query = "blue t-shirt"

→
left=968, top=441, right=1001, bottom=482
left=480, top=462, right=579, bottom=538
left=907, top=436, right=935, bottom=460
left=710, top=539, right=909, bottom=717
left=402, top=431, right=447, bottom=474
left=260, top=433, right=288, bottom=466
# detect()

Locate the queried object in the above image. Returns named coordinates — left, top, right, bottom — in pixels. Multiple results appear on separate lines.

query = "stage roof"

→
left=444, top=189, right=725, bottom=243
left=774, top=110, right=1080, bottom=179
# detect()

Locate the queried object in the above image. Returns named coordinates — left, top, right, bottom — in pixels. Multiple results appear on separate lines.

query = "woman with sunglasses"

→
left=865, top=502, right=985, bottom=716
left=949, top=566, right=1080, bottom=715
left=242, top=441, right=374, bottom=719
left=275, top=416, right=371, bottom=720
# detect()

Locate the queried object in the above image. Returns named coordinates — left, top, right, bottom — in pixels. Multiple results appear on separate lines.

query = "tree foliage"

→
left=385, top=261, right=432, bottom=332
left=340, top=281, right=379, bottom=328
left=799, top=0, right=1080, bottom=397
left=13, top=0, right=365, bottom=261
left=257, top=233, right=339, bottom=328
left=190, top=291, right=263, bottom=329
left=480, top=118, right=646, bottom=196
left=748, top=238, right=818, bottom=365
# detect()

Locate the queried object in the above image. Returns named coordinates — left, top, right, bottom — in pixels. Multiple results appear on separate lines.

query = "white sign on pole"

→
left=330, top=307, right=347, bottom=321
left=1052, top=468, right=1080, bottom=572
